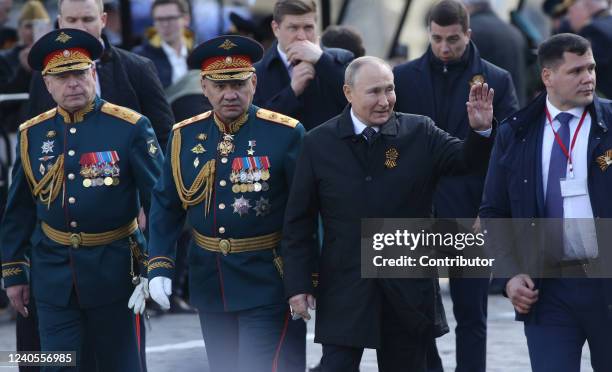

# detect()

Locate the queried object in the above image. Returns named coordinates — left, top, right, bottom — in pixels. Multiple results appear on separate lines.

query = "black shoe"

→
left=169, top=295, right=198, bottom=314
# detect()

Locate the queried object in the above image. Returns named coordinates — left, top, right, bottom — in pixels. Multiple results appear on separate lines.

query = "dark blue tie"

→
left=544, top=112, right=573, bottom=218
left=362, top=126, right=377, bottom=145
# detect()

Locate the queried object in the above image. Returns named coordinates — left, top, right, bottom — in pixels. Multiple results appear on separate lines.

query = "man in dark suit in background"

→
left=284, top=55, right=495, bottom=372
left=254, top=0, right=353, bottom=131
left=393, top=1, right=518, bottom=371
left=481, top=33, right=612, bottom=372
left=27, top=0, right=174, bottom=152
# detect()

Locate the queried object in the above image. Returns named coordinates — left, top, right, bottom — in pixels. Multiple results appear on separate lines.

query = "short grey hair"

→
left=58, top=0, right=104, bottom=14
left=344, top=56, right=392, bottom=86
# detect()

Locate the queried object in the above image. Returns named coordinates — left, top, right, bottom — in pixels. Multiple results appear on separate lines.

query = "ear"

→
left=541, top=67, right=553, bottom=88
left=343, top=84, right=352, bottom=103
left=100, top=12, right=107, bottom=29
left=251, top=73, right=257, bottom=94
left=200, top=78, right=209, bottom=98
left=466, top=28, right=472, bottom=40
left=271, top=20, right=280, bottom=39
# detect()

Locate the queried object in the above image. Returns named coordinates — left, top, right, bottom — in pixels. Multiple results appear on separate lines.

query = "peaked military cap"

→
left=188, top=35, right=263, bottom=81
left=28, top=28, right=102, bottom=76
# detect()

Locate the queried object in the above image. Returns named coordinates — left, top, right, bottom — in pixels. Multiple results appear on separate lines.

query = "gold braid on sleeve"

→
left=171, top=128, right=216, bottom=216
left=20, top=129, right=65, bottom=208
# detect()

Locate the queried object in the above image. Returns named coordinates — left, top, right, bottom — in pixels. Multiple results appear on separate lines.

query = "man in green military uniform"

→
left=147, top=35, right=306, bottom=372
left=0, top=28, right=163, bottom=371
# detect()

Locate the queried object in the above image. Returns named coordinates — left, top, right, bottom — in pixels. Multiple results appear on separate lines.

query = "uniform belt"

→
left=41, top=219, right=139, bottom=248
left=192, top=230, right=281, bottom=255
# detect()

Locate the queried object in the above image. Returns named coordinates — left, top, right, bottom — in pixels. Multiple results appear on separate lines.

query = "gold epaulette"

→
left=173, top=111, right=212, bottom=130
left=256, top=108, right=299, bottom=128
left=19, top=108, right=57, bottom=131
left=101, top=102, right=142, bottom=124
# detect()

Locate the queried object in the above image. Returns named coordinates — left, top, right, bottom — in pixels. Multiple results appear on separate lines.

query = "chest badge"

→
left=596, top=149, right=612, bottom=171
left=254, top=197, right=271, bottom=217
left=232, top=196, right=251, bottom=217
left=218, top=133, right=235, bottom=156
left=385, top=147, right=399, bottom=169
left=41, top=140, right=55, bottom=154
left=247, top=140, right=256, bottom=156
left=191, top=144, right=206, bottom=154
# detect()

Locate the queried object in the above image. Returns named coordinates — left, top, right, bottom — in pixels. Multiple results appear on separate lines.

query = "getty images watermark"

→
left=361, top=218, right=612, bottom=279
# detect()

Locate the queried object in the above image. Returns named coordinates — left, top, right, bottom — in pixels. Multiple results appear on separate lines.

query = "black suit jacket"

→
left=27, top=35, right=174, bottom=152
left=282, top=106, right=494, bottom=348
left=253, top=42, right=353, bottom=131
left=580, top=12, right=612, bottom=99
left=393, top=43, right=518, bottom=219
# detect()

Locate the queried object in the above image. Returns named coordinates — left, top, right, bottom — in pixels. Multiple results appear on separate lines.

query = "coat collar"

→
left=414, top=41, right=485, bottom=78
left=337, top=105, right=399, bottom=138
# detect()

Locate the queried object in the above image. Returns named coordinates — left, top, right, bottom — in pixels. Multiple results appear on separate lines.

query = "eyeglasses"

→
left=153, top=15, right=183, bottom=24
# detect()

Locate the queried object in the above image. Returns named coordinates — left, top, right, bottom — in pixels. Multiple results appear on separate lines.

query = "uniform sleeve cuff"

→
left=1, top=262, right=30, bottom=288
left=147, top=256, right=175, bottom=280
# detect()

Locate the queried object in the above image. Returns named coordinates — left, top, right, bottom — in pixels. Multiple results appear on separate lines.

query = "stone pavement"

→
left=0, top=284, right=594, bottom=371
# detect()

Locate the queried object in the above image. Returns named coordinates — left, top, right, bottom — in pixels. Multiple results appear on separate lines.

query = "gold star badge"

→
left=56, top=32, right=72, bottom=43
left=218, top=39, right=237, bottom=50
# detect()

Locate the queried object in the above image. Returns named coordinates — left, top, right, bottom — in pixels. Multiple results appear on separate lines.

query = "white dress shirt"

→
left=351, top=109, right=379, bottom=136
left=161, top=41, right=188, bottom=84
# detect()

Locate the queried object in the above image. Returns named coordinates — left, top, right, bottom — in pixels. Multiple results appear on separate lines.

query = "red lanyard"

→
left=545, top=107, right=588, bottom=178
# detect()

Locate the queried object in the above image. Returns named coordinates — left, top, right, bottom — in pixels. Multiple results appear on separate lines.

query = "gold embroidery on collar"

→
left=213, top=112, right=249, bottom=134
left=57, top=100, right=95, bottom=124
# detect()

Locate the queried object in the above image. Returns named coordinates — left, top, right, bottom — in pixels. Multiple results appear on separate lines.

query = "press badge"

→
left=560, top=177, right=588, bottom=198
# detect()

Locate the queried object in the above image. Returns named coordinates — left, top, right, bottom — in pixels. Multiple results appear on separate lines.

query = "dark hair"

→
left=321, top=25, right=365, bottom=57
left=151, top=0, right=189, bottom=16
left=538, top=33, right=591, bottom=69
left=428, top=0, right=470, bottom=32
left=273, top=0, right=317, bottom=24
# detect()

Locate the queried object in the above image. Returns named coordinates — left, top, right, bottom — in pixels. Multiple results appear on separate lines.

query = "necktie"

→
left=361, top=126, right=377, bottom=145
left=544, top=112, right=573, bottom=218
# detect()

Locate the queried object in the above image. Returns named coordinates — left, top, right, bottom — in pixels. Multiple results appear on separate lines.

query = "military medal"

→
left=260, top=156, right=271, bottom=181
left=469, top=74, right=485, bottom=87
left=596, top=149, right=612, bottom=171
left=46, top=130, right=56, bottom=139
left=254, top=197, right=271, bottom=217
left=247, top=140, right=256, bottom=156
left=385, top=147, right=399, bottom=169
left=41, top=140, right=54, bottom=154
left=83, top=179, right=92, bottom=188
left=196, top=133, right=207, bottom=141
left=232, top=184, right=241, bottom=193
left=104, top=177, right=113, bottom=186
left=39, top=163, right=46, bottom=176
left=261, top=181, right=270, bottom=191
left=253, top=182, right=262, bottom=192
left=231, top=196, right=251, bottom=217
left=217, top=133, right=235, bottom=156
left=80, top=151, right=120, bottom=187
left=240, top=184, right=248, bottom=193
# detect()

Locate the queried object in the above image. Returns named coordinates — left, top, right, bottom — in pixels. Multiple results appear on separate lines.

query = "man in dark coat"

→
left=567, top=0, right=612, bottom=98
left=463, top=0, right=528, bottom=106
left=480, top=33, right=612, bottom=372
left=283, top=55, right=495, bottom=372
left=253, top=0, right=353, bottom=131
left=27, top=0, right=174, bottom=152
left=393, top=2, right=518, bottom=371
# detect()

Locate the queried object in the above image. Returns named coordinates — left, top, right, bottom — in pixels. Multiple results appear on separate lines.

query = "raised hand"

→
left=467, top=82, right=494, bottom=131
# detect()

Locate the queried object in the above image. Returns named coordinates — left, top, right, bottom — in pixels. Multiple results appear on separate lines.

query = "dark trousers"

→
left=321, top=296, right=429, bottom=372
left=199, top=303, right=291, bottom=372
left=16, top=296, right=41, bottom=372
left=36, top=292, right=142, bottom=372
left=427, top=278, right=488, bottom=372
left=524, top=278, right=612, bottom=372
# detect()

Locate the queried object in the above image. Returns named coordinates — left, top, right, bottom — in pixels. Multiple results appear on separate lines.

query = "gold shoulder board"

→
left=172, top=111, right=212, bottom=131
left=101, top=102, right=142, bottom=125
left=19, top=108, right=57, bottom=131
left=256, top=108, right=299, bottom=128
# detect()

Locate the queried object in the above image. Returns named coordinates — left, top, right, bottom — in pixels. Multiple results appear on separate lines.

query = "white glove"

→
left=149, top=276, right=172, bottom=310
left=128, top=278, right=149, bottom=315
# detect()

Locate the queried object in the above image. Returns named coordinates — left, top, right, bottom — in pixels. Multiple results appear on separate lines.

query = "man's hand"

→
left=138, top=208, right=147, bottom=230
left=286, top=40, right=323, bottom=65
left=506, top=274, right=539, bottom=314
left=290, top=62, right=315, bottom=97
left=288, top=293, right=316, bottom=321
left=128, top=278, right=149, bottom=315
left=467, top=83, right=494, bottom=131
left=149, top=276, right=172, bottom=310
left=7, top=285, right=30, bottom=318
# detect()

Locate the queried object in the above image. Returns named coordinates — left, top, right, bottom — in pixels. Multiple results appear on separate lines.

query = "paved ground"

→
left=0, top=283, right=594, bottom=371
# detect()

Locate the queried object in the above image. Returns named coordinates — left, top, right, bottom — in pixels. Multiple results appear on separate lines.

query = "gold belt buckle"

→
left=219, top=239, right=231, bottom=255
left=69, top=233, right=82, bottom=249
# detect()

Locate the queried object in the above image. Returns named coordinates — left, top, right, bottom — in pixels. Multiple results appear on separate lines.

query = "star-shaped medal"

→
left=41, top=140, right=54, bottom=154
left=232, top=196, right=251, bottom=217
left=254, top=197, right=271, bottom=217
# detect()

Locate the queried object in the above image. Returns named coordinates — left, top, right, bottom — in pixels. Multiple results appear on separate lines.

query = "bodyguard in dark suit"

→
left=284, top=56, right=495, bottom=372
left=567, top=0, right=612, bottom=98
left=480, top=33, right=612, bottom=371
left=393, top=2, right=519, bottom=371
left=253, top=0, right=353, bottom=131
left=147, top=35, right=306, bottom=372
left=0, top=28, right=163, bottom=371
left=27, top=0, right=174, bottom=152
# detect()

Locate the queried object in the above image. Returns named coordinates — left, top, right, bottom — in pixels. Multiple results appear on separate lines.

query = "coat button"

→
left=68, top=150, right=75, bottom=156
left=523, top=179, right=528, bottom=183
left=218, top=227, right=225, bottom=234
left=68, top=173, right=75, bottom=180
left=68, top=197, right=76, bottom=204
left=365, top=176, right=372, bottom=182
left=219, top=180, right=227, bottom=187
left=219, top=203, right=226, bottom=210
left=69, top=127, right=77, bottom=134
left=221, top=157, right=228, bottom=164
left=70, top=221, right=78, bottom=228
